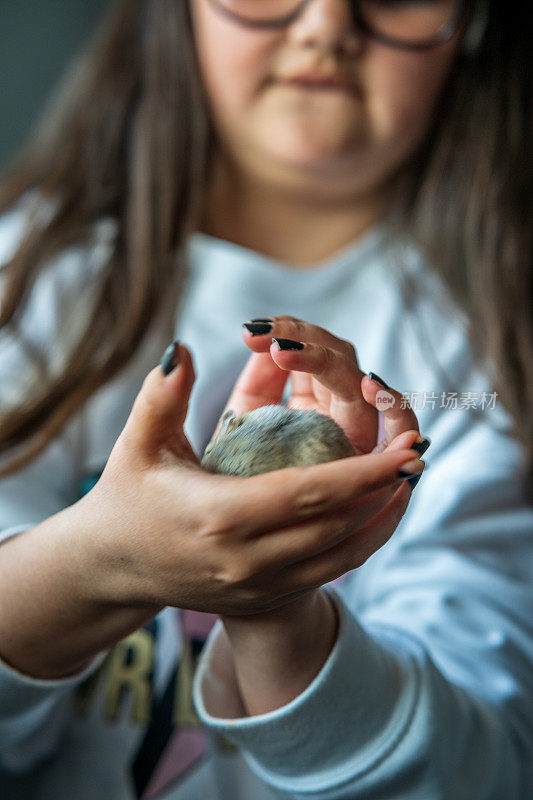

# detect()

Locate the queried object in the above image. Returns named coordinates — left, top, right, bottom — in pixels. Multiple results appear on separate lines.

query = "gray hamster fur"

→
left=201, top=405, right=356, bottom=477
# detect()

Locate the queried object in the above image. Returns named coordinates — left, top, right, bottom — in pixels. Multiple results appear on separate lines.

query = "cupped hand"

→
left=209, top=315, right=425, bottom=457
left=82, top=342, right=425, bottom=617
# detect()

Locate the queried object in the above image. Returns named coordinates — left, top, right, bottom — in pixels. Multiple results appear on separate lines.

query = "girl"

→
left=0, top=1, right=532, bottom=798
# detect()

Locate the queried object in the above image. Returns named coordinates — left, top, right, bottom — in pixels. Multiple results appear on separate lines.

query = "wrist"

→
left=66, top=490, right=162, bottom=615
left=222, top=589, right=338, bottom=655
left=220, top=589, right=339, bottom=715
left=222, top=588, right=322, bottom=632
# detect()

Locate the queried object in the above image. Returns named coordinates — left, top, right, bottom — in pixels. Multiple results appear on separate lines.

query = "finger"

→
left=289, top=370, right=315, bottom=399
left=123, top=342, right=196, bottom=458
left=242, top=315, right=360, bottom=365
left=372, top=429, right=430, bottom=455
left=361, top=373, right=421, bottom=446
left=247, top=481, right=401, bottom=572
left=242, top=315, right=364, bottom=409
left=227, top=351, right=288, bottom=410
left=280, top=480, right=412, bottom=591
left=270, top=339, right=377, bottom=453
left=211, top=447, right=426, bottom=539
left=243, top=315, right=378, bottom=452
left=270, top=340, right=359, bottom=400
left=208, top=352, right=289, bottom=443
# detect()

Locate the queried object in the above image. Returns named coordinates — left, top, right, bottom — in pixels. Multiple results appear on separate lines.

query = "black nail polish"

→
left=243, top=321, right=273, bottom=336
left=368, top=372, right=391, bottom=390
left=249, top=318, right=274, bottom=323
left=160, top=341, right=179, bottom=375
left=397, top=469, right=423, bottom=491
left=406, top=473, right=422, bottom=491
left=272, top=338, right=304, bottom=351
left=411, top=438, right=430, bottom=456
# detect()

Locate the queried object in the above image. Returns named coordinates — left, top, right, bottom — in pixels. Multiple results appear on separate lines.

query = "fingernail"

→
left=406, top=473, right=422, bottom=491
left=411, top=436, right=431, bottom=456
left=243, top=321, right=273, bottom=336
left=398, top=458, right=425, bottom=491
left=397, top=458, right=425, bottom=478
left=272, top=338, right=304, bottom=351
left=368, top=372, right=391, bottom=390
left=160, top=340, right=180, bottom=375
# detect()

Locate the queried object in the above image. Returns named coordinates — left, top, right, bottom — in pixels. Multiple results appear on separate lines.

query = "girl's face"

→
left=190, top=0, right=464, bottom=201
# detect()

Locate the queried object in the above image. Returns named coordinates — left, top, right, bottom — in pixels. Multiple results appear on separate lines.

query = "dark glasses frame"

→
left=205, top=0, right=476, bottom=51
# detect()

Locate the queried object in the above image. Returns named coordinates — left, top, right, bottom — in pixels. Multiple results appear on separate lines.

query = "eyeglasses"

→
left=205, top=0, right=474, bottom=51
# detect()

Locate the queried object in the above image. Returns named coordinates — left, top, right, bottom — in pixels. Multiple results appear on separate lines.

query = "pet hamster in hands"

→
left=201, top=405, right=356, bottom=477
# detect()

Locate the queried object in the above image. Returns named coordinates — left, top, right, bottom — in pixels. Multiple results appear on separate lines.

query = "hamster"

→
left=201, top=405, right=356, bottom=477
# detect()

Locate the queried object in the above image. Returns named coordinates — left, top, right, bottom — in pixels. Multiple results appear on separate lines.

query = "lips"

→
left=279, top=71, right=358, bottom=94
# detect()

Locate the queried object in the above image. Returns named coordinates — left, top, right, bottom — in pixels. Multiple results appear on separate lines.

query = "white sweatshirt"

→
left=0, top=193, right=532, bottom=800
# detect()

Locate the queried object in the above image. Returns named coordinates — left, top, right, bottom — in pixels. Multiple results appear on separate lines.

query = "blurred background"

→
left=0, top=0, right=108, bottom=169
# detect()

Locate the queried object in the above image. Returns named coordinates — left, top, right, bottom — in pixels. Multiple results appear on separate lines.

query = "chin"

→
left=260, top=133, right=361, bottom=173
left=253, top=107, right=364, bottom=163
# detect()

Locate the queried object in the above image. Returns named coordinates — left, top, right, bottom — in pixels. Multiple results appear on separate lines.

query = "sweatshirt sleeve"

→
left=0, top=197, right=114, bottom=771
left=192, top=405, right=533, bottom=798
left=0, top=445, right=109, bottom=773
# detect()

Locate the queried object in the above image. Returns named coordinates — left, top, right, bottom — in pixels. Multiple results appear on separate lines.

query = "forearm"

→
left=198, top=597, right=528, bottom=800
left=0, top=498, right=162, bottom=680
left=220, top=589, right=338, bottom=716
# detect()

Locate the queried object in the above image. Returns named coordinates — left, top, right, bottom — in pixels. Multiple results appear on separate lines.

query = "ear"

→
left=205, top=408, right=239, bottom=454
left=219, top=408, right=238, bottom=434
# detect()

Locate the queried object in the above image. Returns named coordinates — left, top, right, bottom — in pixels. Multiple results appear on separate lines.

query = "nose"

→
left=287, top=0, right=366, bottom=57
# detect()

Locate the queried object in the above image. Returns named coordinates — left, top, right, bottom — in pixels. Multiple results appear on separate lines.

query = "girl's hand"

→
left=81, top=342, right=424, bottom=616
left=210, top=315, right=423, bottom=456
left=203, top=320, right=427, bottom=714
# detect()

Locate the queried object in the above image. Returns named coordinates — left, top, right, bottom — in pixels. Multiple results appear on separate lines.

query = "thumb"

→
left=124, top=341, right=197, bottom=458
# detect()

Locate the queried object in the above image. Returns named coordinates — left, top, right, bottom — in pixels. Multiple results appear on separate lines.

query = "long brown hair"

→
left=386, top=0, right=532, bottom=497
left=0, top=0, right=531, bottom=496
